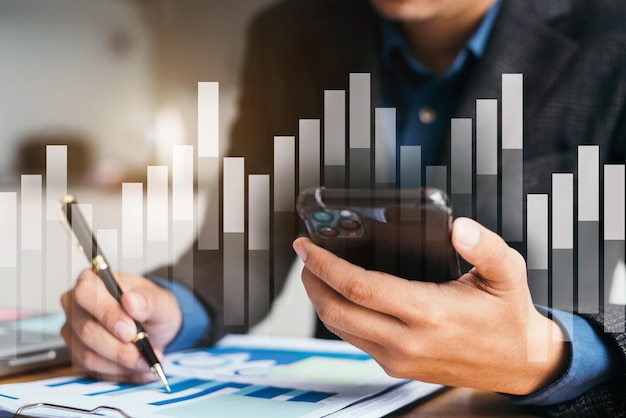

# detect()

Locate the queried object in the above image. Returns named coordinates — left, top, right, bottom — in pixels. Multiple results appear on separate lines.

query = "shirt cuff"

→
left=510, top=307, right=624, bottom=406
left=148, top=276, right=211, bottom=353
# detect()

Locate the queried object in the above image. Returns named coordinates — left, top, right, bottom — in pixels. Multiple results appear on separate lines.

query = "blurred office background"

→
left=0, top=0, right=274, bottom=187
left=0, top=0, right=314, bottom=336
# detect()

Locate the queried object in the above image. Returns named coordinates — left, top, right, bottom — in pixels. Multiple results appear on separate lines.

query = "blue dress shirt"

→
left=158, top=0, right=623, bottom=406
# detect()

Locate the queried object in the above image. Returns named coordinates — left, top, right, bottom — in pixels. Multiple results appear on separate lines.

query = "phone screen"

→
left=297, top=187, right=460, bottom=283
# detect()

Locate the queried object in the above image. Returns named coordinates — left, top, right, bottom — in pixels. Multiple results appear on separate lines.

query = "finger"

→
left=72, top=270, right=138, bottom=343
left=301, top=266, right=406, bottom=344
left=451, top=218, right=527, bottom=290
left=294, top=237, right=433, bottom=318
left=62, top=320, right=145, bottom=376
left=62, top=301, right=145, bottom=371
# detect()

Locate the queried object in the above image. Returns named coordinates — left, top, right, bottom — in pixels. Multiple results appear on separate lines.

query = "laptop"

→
left=0, top=312, right=70, bottom=377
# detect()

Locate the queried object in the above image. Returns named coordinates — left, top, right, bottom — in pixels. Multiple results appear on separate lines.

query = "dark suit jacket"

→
left=160, top=0, right=626, bottom=415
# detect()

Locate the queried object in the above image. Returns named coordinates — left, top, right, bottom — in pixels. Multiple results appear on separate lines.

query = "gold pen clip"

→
left=57, top=194, right=84, bottom=254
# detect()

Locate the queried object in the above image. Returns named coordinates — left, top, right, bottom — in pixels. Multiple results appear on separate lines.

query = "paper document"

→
left=0, top=334, right=443, bottom=417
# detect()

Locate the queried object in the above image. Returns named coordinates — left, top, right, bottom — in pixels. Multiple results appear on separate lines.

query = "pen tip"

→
left=151, top=363, right=171, bottom=393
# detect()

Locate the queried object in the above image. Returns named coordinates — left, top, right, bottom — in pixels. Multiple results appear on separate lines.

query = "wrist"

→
left=521, top=313, right=571, bottom=395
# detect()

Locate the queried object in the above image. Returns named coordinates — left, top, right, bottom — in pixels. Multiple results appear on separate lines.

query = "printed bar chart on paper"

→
left=0, top=335, right=443, bottom=418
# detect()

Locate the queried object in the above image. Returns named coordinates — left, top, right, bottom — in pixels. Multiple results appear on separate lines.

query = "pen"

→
left=58, top=194, right=172, bottom=393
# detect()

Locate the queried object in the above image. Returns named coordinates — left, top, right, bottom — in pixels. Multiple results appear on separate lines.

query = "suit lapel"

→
left=456, top=0, right=579, bottom=121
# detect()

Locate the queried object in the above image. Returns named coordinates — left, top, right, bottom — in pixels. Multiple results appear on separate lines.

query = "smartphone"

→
left=297, top=187, right=460, bottom=283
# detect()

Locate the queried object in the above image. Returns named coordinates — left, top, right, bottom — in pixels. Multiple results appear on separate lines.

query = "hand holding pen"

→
left=59, top=195, right=182, bottom=391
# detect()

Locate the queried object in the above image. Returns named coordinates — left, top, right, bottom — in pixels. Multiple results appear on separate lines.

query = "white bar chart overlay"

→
left=198, top=81, right=220, bottom=250
left=476, top=99, right=498, bottom=233
left=223, top=157, right=245, bottom=326
left=501, top=74, right=524, bottom=242
left=349, top=73, right=371, bottom=188
left=324, top=90, right=346, bottom=187
left=552, top=173, right=574, bottom=340
left=577, top=146, right=600, bottom=313
left=604, top=165, right=625, bottom=332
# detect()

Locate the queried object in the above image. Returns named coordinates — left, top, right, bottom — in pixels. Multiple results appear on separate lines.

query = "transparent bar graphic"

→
left=502, top=74, right=523, bottom=242
left=426, top=166, right=447, bottom=193
left=476, top=100, right=498, bottom=176
left=248, top=175, right=270, bottom=327
left=349, top=148, right=370, bottom=188
left=173, top=219, right=194, bottom=313
left=147, top=166, right=169, bottom=242
left=324, top=90, right=346, bottom=187
left=349, top=73, right=371, bottom=188
left=502, top=149, right=523, bottom=241
left=552, top=174, right=574, bottom=339
left=173, top=145, right=194, bottom=221
left=45, top=145, right=67, bottom=220
left=274, top=137, right=295, bottom=212
left=223, top=157, right=245, bottom=325
left=604, top=165, right=625, bottom=332
left=298, top=119, right=321, bottom=193
left=197, top=157, right=220, bottom=250
left=527, top=195, right=549, bottom=362
left=0, top=193, right=17, bottom=268
left=122, top=183, right=143, bottom=260
left=451, top=119, right=472, bottom=219
left=476, top=100, right=498, bottom=233
left=552, top=174, right=574, bottom=250
left=198, top=81, right=219, bottom=158
left=224, top=233, right=245, bottom=326
left=21, top=175, right=42, bottom=251
left=249, top=175, right=270, bottom=251
left=604, top=165, right=625, bottom=241
left=578, top=146, right=600, bottom=221
left=400, top=146, right=421, bottom=189
left=21, top=176, right=43, bottom=323
left=502, top=74, right=523, bottom=150
left=578, top=146, right=600, bottom=313
left=375, top=108, right=396, bottom=187
left=349, top=73, right=371, bottom=149
left=527, top=195, right=549, bottom=271
left=223, top=157, right=245, bottom=234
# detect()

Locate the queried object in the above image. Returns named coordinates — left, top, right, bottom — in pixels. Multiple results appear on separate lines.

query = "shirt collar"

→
left=380, top=0, right=502, bottom=76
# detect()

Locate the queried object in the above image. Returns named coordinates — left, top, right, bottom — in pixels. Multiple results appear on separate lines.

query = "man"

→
left=61, top=0, right=626, bottom=415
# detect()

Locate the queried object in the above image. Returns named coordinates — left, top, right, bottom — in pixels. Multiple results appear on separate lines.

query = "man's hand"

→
left=60, top=271, right=182, bottom=383
left=293, top=217, right=570, bottom=395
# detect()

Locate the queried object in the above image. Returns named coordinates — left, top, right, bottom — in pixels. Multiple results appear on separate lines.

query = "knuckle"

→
left=342, top=278, right=372, bottom=304
left=317, top=302, right=344, bottom=329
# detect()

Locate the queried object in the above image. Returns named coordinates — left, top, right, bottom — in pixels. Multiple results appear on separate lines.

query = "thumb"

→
left=452, top=217, right=527, bottom=290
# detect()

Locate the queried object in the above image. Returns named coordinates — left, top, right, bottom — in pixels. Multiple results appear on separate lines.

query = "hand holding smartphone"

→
left=297, top=187, right=460, bottom=283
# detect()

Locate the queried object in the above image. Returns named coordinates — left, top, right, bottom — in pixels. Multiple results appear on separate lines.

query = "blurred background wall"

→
left=0, top=0, right=276, bottom=187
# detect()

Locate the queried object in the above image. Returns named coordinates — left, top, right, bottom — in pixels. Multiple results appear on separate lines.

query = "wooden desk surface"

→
left=0, top=366, right=539, bottom=417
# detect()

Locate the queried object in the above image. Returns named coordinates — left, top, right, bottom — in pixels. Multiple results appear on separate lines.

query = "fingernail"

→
left=114, top=320, right=135, bottom=342
left=127, top=291, right=147, bottom=311
left=455, top=218, right=480, bottom=249
left=137, top=358, right=151, bottom=372
left=292, top=240, right=308, bottom=262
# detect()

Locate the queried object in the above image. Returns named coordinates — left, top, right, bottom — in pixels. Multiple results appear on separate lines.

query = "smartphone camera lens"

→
left=339, top=210, right=360, bottom=230
left=318, top=226, right=339, bottom=237
left=312, top=210, right=333, bottom=222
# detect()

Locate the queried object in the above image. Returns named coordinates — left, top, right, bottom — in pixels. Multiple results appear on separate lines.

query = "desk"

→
left=1, top=366, right=539, bottom=417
